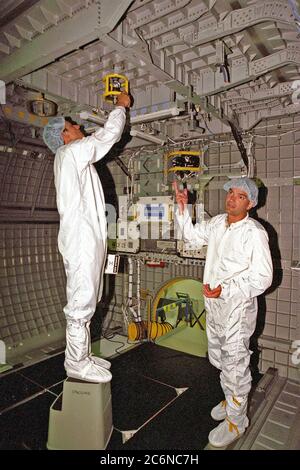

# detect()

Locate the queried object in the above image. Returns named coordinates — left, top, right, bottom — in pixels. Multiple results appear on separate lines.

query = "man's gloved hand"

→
left=203, top=284, right=222, bottom=298
left=173, top=180, right=188, bottom=215
left=116, top=92, right=131, bottom=108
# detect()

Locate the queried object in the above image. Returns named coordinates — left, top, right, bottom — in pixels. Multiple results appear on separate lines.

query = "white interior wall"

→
left=0, top=150, right=66, bottom=362
left=252, top=117, right=300, bottom=380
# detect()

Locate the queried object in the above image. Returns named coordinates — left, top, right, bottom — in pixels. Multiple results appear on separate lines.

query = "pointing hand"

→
left=173, top=180, right=188, bottom=215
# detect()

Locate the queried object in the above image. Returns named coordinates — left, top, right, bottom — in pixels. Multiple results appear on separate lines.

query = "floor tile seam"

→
left=140, top=374, right=184, bottom=391
left=0, top=388, right=49, bottom=416
left=118, top=393, right=186, bottom=442
left=16, top=371, right=54, bottom=390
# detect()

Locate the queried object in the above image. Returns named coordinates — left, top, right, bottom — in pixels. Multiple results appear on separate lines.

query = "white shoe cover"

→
left=208, top=417, right=249, bottom=447
left=89, top=354, right=111, bottom=370
left=65, top=357, right=112, bottom=383
left=84, top=321, right=111, bottom=370
left=211, top=400, right=227, bottom=421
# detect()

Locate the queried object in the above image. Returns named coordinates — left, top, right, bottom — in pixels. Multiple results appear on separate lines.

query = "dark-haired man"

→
left=43, top=92, right=131, bottom=383
left=174, top=177, right=273, bottom=447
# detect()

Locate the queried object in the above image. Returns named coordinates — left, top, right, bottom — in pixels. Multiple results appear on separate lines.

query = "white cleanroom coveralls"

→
left=176, top=211, right=273, bottom=427
left=54, top=107, right=126, bottom=382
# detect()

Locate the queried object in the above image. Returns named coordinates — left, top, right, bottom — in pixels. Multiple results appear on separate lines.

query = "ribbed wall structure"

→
left=0, top=149, right=66, bottom=363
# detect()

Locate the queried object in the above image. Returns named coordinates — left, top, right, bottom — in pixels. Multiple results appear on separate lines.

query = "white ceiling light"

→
left=131, top=107, right=181, bottom=124
left=130, top=129, right=165, bottom=145
left=79, top=111, right=106, bottom=125
left=79, top=106, right=182, bottom=126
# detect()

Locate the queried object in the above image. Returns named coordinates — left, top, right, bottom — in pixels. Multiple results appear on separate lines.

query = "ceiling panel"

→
left=1, top=0, right=300, bottom=144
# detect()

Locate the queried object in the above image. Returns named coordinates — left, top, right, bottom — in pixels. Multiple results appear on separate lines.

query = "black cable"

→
left=227, top=120, right=249, bottom=170
left=100, top=333, right=128, bottom=355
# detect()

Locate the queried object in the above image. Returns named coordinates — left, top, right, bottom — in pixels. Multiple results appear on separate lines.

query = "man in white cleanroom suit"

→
left=43, top=92, right=131, bottom=383
left=174, top=177, right=273, bottom=447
